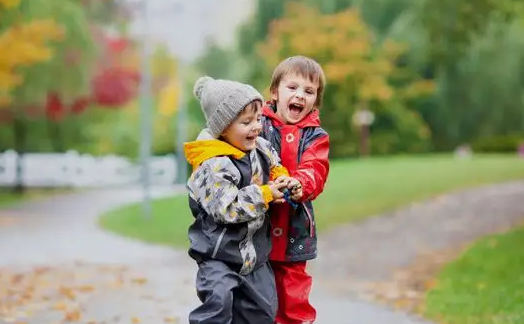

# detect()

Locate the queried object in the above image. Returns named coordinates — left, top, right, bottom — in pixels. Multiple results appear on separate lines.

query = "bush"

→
left=471, top=135, right=524, bottom=153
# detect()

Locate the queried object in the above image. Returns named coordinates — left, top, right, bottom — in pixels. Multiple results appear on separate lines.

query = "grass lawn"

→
left=424, top=224, right=524, bottom=324
left=99, top=154, right=524, bottom=248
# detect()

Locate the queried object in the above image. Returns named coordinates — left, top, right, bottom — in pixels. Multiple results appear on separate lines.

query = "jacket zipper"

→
left=212, top=227, right=227, bottom=259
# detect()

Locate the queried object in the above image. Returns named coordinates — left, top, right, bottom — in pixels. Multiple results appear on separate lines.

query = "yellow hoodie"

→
left=184, top=129, right=289, bottom=209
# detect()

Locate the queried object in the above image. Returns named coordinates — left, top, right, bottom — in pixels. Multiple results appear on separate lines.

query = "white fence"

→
left=0, top=150, right=178, bottom=188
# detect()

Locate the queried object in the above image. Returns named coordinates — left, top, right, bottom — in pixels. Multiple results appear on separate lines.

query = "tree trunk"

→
left=12, top=115, right=27, bottom=194
left=359, top=124, right=370, bottom=157
left=47, top=120, right=65, bottom=152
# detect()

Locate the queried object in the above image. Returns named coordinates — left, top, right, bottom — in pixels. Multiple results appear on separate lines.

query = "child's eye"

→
left=287, top=85, right=296, bottom=90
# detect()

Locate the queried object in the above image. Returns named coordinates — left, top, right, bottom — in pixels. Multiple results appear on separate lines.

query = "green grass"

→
left=424, top=224, right=524, bottom=324
left=99, top=154, right=524, bottom=248
left=100, top=196, right=191, bottom=247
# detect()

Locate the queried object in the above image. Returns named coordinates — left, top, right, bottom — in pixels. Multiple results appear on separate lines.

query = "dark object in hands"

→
left=282, top=188, right=299, bottom=209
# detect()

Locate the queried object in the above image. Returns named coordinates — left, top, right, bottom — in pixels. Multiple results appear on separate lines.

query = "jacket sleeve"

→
left=256, top=137, right=289, bottom=181
left=188, top=157, right=274, bottom=224
left=291, top=134, right=330, bottom=201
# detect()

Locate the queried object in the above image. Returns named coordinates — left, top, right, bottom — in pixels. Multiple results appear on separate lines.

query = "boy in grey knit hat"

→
left=184, top=76, right=301, bottom=324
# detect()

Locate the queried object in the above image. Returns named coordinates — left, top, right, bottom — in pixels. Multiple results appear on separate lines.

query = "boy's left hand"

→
left=288, top=178, right=303, bottom=201
left=275, top=176, right=303, bottom=201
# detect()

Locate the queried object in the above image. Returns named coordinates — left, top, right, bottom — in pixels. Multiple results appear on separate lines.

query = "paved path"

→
left=312, top=180, right=524, bottom=304
left=0, top=186, right=431, bottom=324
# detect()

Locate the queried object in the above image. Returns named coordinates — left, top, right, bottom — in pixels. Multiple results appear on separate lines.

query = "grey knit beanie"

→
left=193, top=76, right=263, bottom=138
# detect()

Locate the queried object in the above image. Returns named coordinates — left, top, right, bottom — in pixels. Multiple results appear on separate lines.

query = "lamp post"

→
left=175, top=60, right=188, bottom=185
left=352, top=106, right=375, bottom=157
left=133, top=0, right=188, bottom=217
left=171, top=1, right=188, bottom=185
left=138, top=0, right=152, bottom=218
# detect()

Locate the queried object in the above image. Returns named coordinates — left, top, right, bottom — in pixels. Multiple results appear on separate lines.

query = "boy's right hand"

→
left=268, top=181, right=286, bottom=202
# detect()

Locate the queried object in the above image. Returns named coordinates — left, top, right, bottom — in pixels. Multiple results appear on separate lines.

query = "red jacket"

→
left=260, top=103, right=330, bottom=262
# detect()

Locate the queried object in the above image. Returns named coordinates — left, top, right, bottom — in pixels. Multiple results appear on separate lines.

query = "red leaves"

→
left=107, top=37, right=129, bottom=54
left=42, top=33, right=139, bottom=120
left=91, top=67, right=139, bottom=107
left=44, top=93, right=90, bottom=122
left=87, top=33, right=139, bottom=108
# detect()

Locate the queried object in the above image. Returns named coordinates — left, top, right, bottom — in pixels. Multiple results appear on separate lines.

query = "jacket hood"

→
left=184, top=129, right=246, bottom=170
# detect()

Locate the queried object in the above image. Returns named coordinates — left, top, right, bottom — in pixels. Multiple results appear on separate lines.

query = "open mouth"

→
left=288, top=103, right=304, bottom=117
left=246, top=135, right=256, bottom=141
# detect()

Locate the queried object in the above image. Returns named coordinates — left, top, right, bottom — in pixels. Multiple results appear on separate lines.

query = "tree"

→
left=415, top=0, right=524, bottom=147
left=0, top=0, right=64, bottom=106
left=258, top=3, right=433, bottom=156
left=1, top=0, right=97, bottom=193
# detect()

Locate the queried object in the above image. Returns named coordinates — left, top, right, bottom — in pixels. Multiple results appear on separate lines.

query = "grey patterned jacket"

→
left=184, top=129, right=289, bottom=275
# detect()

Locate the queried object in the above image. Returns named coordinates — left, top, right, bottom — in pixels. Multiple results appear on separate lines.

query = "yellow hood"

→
left=184, top=130, right=246, bottom=170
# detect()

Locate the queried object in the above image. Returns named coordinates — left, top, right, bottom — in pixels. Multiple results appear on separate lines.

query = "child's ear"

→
left=270, top=88, right=278, bottom=102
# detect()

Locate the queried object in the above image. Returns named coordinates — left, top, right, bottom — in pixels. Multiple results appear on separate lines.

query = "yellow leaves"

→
left=259, top=3, right=435, bottom=109
left=130, top=277, right=148, bottom=285
left=398, top=80, right=436, bottom=100
left=0, top=264, right=155, bottom=322
left=158, top=77, right=180, bottom=117
left=53, top=301, right=68, bottom=311
left=58, top=286, right=77, bottom=300
left=259, top=4, right=394, bottom=102
left=63, top=309, right=81, bottom=322
left=132, top=317, right=141, bottom=324
left=0, top=18, right=64, bottom=105
left=0, top=0, right=20, bottom=9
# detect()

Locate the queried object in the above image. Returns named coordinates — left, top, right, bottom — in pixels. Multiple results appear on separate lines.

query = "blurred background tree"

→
left=1, top=0, right=524, bottom=171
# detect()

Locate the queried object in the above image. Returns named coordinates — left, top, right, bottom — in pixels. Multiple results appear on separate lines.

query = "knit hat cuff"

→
left=207, top=91, right=262, bottom=137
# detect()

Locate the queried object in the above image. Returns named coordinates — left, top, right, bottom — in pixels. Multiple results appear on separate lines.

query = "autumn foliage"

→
left=90, top=34, right=140, bottom=108
left=259, top=3, right=433, bottom=106
left=44, top=33, right=140, bottom=121
left=0, top=0, right=64, bottom=106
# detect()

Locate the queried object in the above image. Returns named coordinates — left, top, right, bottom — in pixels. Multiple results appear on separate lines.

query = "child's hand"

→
left=273, top=176, right=303, bottom=202
left=268, top=181, right=286, bottom=202
left=274, top=175, right=292, bottom=187
left=287, top=178, right=303, bottom=201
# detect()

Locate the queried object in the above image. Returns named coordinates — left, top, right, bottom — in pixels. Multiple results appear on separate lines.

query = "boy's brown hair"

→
left=269, top=55, right=326, bottom=108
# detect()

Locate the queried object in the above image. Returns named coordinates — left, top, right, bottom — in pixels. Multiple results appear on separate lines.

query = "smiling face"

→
left=221, top=100, right=262, bottom=152
left=271, top=73, right=319, bottom=125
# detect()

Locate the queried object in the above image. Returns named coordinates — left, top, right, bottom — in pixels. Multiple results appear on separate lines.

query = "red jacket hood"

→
left=262, top=102, right=321, bottom=128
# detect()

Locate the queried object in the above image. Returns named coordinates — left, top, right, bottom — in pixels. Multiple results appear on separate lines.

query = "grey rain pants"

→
left=189, top=260, right=277, bottom=324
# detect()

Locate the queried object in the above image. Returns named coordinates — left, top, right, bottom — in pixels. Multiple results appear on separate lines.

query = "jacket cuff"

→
left=260, top=185, right=274, bottom=206
left=269, top=165, right=289, bottom=181
left=291, top=172, right=312, bottom=202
